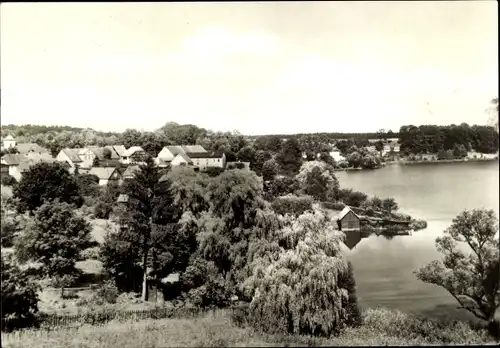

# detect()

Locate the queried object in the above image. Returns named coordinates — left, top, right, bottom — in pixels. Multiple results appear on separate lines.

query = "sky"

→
left=1, top=2, right=498, bottom=135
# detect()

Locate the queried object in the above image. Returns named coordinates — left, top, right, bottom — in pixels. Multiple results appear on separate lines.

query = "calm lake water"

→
left=335, top=161, right=499, bottom=319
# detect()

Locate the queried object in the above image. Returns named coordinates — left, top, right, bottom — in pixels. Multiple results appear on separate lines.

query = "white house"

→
left=56, top=148, right=84, bottom=173
left=156, top=145, right=207, bottom=164
left=1, top=153, right=55, bottom=181
left=171, top=153, right=193, bottom=166
left=189, top=151, right=226, bottom=170
left=2, top=135, right=16, bottom=149
left=122, top=146, right=148, bottom=164
left=329, top=150, right=345, bottom=162
left=88, top=167, right=122, bottom=186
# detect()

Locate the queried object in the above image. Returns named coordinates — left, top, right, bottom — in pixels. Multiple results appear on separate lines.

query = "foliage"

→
left=337, top=188, right=368, bottom=208
left=244, top=211, right=357, bottom=336
left=263, top=176, right=300, bottom=201
left=271, top=195, right=313, bottom=217
left=76, top=173, right=100, bottom=198
left=13, top=162, right=83, bottom=214
left=14, top=201, right=92, bottom=284
left=250, top=150, right=272, bottom=176
left=399, top=124, right=499, bottom=155
left=1, top=255, right=40, bottom=320
left=381, top=197, right=399, bottom=213
left=103, top=148, right=112, bottom=159
left=1, top=201, right=17, bottom=247
left=276, top=137, right=303, bottom=176
left=415, top=209, right=500, bottom=329
left=295, top=161, right=339, bottom=201
left=1, top=174, right=17, bottom=186
left=346, top=151, right=363, bottom=168
left=261, top=159, right=279, bottom=181
left=236, top=146, right=256, bottom=163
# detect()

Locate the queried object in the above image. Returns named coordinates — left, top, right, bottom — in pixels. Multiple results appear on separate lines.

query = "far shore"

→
left=385, top=157, right=498, bottom=166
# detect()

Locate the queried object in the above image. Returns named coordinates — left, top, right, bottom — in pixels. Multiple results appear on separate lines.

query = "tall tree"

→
left=14, top=201, right=92, bottom=295
left=415, top=209, right=499, bottom=336
left=295, top=161, right=339, bottom=202
left=277, top=137, right=303, bottom=175
left=117, top=157, right=163, bottom=301
left=13, top=162, right=83, bottom=214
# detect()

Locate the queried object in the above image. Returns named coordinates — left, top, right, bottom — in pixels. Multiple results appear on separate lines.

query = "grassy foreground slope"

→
left=1, top=309, right=494, bottom=348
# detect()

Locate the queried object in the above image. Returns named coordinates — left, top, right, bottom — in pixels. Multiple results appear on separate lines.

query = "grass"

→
left=1, top=308, right=495, bottom=347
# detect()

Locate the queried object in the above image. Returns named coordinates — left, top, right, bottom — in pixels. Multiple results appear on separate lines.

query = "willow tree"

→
left=244, top=210, right=360, bottom=336
left=295, top=160, right=339, bottom=202
left=187, top=169, right=267, bottom=303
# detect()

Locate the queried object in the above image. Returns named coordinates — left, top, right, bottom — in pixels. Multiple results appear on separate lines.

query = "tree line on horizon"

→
left=1, top=119, right=498, bottom=160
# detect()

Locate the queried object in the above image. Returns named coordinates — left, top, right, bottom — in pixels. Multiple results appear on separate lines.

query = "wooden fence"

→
left=1, top=306, right=210, bottom=332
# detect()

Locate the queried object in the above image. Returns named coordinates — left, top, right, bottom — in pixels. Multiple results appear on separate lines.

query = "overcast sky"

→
left=1, top=2, right=498, bottom=135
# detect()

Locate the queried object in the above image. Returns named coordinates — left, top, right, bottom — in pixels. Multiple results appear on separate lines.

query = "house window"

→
left=217, top=159, right=220, bottom=162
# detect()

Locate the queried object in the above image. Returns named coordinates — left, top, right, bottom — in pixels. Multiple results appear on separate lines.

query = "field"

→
left=1, top=308, right=495, bottom=348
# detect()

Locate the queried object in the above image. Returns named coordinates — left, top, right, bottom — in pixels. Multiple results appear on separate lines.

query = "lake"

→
left=335, top=160, right=499, bottom=320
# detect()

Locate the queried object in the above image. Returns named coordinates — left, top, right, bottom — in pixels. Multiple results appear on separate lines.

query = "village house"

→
left=467, top=151, right=481, bottom=160
left=171, top=152, right=193, bottom=166
left=2, top=135, right=16, bottom=149
left=56, top=148, right=84, bottom=173
left=121, top=165, right=140, bottom=180
left=88, top=167, right=122, bottom=186
left=329, top=149, right=346, bottom=162
left=156, top=145, right=207, bottom=165
left=1, top=153, right=55, bottom=181
left=122, top=146, right=148, bottom=164
left=188, top=151, right=226, bottom=170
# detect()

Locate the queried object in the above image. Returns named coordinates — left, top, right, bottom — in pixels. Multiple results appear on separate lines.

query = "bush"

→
left=96, top=281, right=120, bottom=304
left=1, top=175, right=17, bottom=186
left=94, top=201, right=113, bottom=219
left=1, top=255, right=40, bottom=324
left=204, top=167, right=225, bottom=177
left=80, top=246, right=101, bottom=260
left=230, top=304, right=250, bottom=328
left=321, top=201, right=346, bottom=210
left=271, top=195, right=313, bottom=216
left=361, top=308, right=489, bottom=344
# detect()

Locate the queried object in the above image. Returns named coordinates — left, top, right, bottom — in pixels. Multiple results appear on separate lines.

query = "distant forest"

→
left=1, top=122, right=498, bottom=159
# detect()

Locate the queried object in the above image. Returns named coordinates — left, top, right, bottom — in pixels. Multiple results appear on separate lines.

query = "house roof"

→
left=4, top=135, right=15, bottom=141
left=16, top=143, right=49, bottom=155
left=117, top=194, right=129, bottom=203
left=122, top=165, right=140, bottom=177
left=124, top=146, right=145, bottom=157
left=175, top=153, right=193, bottom=164
left=158, top=174, right=169, bottom=183
left=181, top=145, right=207, bottom=153
left=188, top=151, right=224, bottom=159
left=161, top=273, right=180, bottom=284
left=1, top=154, right=22, bottom=165
left=87, top=146, right=120, bottom=160
left=165, top=146, right=186, bottom=156
left=338, top=206, right=360, bottom=221
left=112, top=145, right=127, bottom=157
left=88, top=167, right=119, bottom=180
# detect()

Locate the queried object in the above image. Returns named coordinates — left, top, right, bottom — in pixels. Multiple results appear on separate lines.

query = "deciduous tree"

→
left=415, top=209, right=500, bottom=336
left=13, top=162, right=83, bottom=214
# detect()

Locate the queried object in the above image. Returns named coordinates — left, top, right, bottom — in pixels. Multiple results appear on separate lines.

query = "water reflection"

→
left=343, top=230, right=407, bottom=249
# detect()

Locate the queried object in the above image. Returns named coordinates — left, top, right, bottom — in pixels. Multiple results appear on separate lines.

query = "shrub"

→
left=96, top=281, right=120, bottom=304
left=204, top=167, right=225, bottom=177
left=271, top=195, right=313, bottom=217
left=1, top=255, right=40, bottom=326
left=1, top=175, right=17, bottom=186
left=230, top=304, right=250, bottom=328
left=94, top=201, right=113, bottom=219
left=80, top=246, right=101, bottom=260
left=321, top=201, right=346, bottom=211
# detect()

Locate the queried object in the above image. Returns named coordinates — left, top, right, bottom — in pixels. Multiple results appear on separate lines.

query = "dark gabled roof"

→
left=88, top=146, right=120, bottom=160
left=1, top=154, right=22, bottom=165
left=188, top=151, right=224, bottom=159
left=89, top=167, right=119, bottom=180
left=122, top=165, right=140, bottom=177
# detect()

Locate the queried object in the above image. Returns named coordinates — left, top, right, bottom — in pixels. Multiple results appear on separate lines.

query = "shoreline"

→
left=384, top=157, right=498, bottom=166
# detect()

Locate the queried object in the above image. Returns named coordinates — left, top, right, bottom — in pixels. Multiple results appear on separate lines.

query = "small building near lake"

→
left=333, top=206, right=361, bottom=232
